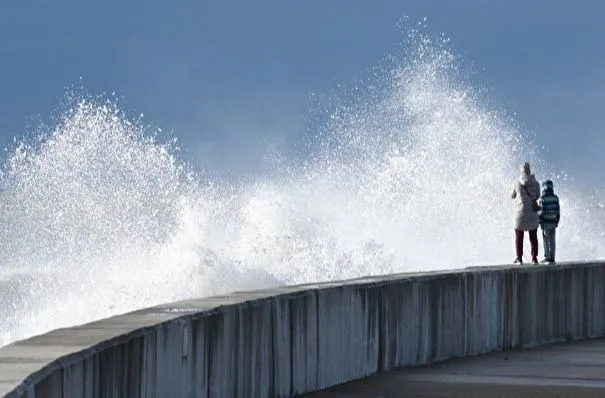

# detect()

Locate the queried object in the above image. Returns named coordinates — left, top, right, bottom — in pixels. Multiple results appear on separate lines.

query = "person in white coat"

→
left=511, top=162, right=541, bottom=264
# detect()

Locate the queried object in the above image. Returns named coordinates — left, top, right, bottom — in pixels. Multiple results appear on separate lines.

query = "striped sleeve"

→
left=540, top=194, right=560, bottom=222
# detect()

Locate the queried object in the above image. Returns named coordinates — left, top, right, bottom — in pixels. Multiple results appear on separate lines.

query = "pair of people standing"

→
left=511, top=162, right=560, bottom=264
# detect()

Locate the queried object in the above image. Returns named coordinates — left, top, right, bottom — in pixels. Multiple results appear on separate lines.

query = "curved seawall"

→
left=1, top=261, right=605, bottom=397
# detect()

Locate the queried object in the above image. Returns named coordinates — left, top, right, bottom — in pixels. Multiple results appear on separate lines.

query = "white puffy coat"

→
left=511, top=173, right=541, bottom=231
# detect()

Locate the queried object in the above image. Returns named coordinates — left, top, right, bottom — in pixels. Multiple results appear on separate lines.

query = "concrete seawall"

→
left=1, top=261, right=605, bottom=397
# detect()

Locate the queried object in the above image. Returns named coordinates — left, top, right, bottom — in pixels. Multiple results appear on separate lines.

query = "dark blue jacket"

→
left=538, top=188, right=560, bottom=228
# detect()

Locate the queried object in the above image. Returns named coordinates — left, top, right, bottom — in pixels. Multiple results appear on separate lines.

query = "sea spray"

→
left=1, top=25, right=604, bottom=347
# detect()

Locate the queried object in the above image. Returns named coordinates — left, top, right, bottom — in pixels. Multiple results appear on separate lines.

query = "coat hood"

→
left=518, top=173, right=537, bottom=186
left=542, top=179, right=555, bottom=193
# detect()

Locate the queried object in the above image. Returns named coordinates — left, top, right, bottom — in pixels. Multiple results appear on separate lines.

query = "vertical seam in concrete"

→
left=288, top=296, right=294, bottom=397
left=270, top=298, right=276, bottom=397
left=315, top=289, right=320, bottom=392
left=377, top=284, right=384, bottom=373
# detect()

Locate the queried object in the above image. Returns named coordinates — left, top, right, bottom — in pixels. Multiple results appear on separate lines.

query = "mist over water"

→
left=1, top=26, right=604, bottom=347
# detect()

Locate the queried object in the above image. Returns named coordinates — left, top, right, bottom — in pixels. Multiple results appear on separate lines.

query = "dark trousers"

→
left=515, top=228, right=538, bottom=259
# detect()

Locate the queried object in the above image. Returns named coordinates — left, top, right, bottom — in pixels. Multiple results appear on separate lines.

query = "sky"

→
left=0, top=0, right=604, bottom=184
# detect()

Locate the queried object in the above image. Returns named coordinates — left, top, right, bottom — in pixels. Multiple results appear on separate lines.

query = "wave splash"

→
left=1, top=26, right=604, bottom=346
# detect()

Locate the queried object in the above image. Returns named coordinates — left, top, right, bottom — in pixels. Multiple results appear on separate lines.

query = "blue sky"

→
left=1, top=1, right=604, bottom=184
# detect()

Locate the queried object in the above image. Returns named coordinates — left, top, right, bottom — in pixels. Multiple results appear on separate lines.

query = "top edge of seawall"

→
left=224, top=260, right=605, bottom=295
left=137, top=260, right=605, bottom=314
left=4, top=261, right=604, bottom=340
left=6, top=261, right=605, bottom=338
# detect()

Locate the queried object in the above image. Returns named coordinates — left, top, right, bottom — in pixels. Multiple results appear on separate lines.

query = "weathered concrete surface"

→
left=0, top=261, right=605, bottom=397
left=304, top=338, right=605, bottom=397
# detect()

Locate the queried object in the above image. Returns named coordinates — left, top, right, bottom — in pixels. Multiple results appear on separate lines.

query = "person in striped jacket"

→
left=538, top=180, right=560, bottom=264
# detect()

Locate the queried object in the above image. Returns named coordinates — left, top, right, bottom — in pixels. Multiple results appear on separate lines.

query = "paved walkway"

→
left=304, top=338, right=605, bottom=398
